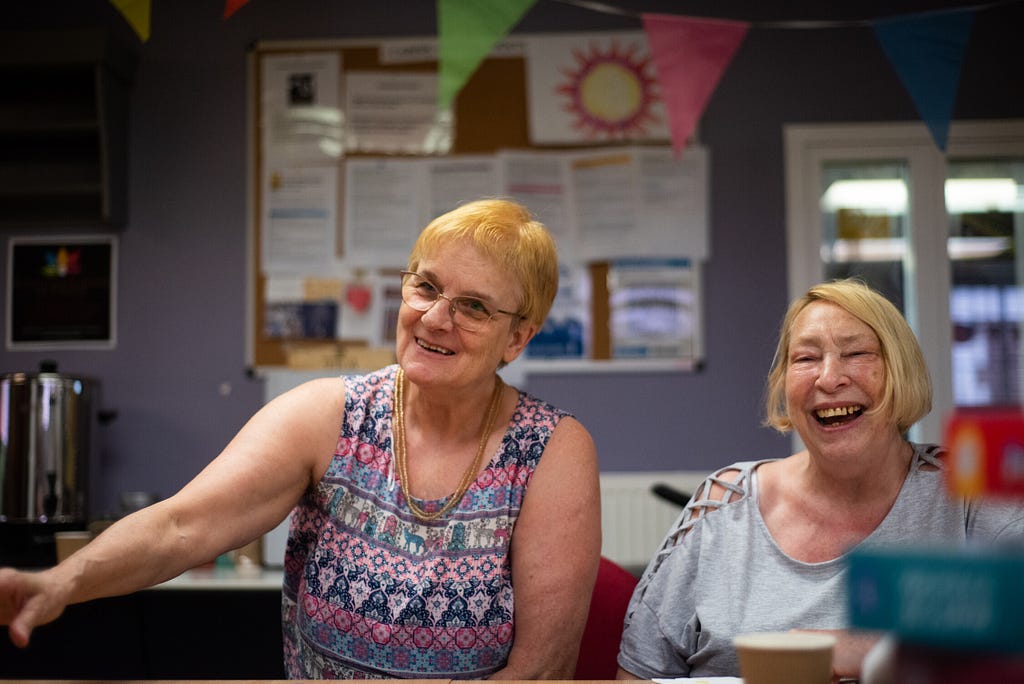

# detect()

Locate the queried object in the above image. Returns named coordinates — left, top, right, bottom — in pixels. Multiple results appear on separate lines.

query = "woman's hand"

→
left=0, top=567, right=70, bottom=647
left=794, top=628, right=882, bottom=682
left=2, top=377, right=345, bottom=650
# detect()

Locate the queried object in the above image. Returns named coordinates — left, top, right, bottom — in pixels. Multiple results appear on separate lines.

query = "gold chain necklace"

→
left=392, top=367, right=504, bottom=521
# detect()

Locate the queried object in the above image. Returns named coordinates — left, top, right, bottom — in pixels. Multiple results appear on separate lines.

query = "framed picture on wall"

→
left=6, top=235, right=117, bottom=350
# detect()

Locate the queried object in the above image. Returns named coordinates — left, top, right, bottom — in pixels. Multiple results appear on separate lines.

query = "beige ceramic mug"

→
left=54, top=530, right=92, bottom=563
left=733, top=631, right=836, bottom=684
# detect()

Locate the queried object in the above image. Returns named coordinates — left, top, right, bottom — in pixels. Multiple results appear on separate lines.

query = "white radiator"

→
left=599, top=471, right=708, bottom=572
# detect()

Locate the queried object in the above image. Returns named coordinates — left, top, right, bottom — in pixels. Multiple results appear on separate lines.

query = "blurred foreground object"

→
left=945, top=408, right=1024, bottom=498
left=849, top=545, right=1024, bottom=654
left=857, top=407, right=1024, bottom=683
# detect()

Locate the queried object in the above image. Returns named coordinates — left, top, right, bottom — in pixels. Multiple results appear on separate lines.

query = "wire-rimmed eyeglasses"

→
left=399, top=270, right=522, bottom=332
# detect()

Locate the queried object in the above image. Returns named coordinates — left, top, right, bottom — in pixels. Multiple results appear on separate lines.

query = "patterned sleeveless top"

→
left=281, top=365, right=568, bottom=679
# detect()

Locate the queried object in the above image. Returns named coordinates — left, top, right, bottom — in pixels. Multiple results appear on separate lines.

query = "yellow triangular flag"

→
left=109, top=0, right=151, bottom=42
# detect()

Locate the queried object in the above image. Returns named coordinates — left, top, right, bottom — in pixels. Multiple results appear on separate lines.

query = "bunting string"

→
left=554, top=0, right=1022, bottom=28
left=107, top=0, right=1023, bottom=153
left=433, top=0, right=1022, bottom=153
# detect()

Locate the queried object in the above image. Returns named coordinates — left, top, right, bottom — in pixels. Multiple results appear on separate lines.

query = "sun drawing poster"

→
left=525, top=32, right=670, bottom=145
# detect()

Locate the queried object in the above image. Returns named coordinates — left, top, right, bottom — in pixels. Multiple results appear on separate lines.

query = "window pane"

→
left=820, top=161, right=911, bottom=312
left=947, top=159, right=1024, bottom=406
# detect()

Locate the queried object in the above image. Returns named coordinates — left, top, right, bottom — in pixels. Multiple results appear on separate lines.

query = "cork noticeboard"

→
left=249, top=36, right=703, bottom=371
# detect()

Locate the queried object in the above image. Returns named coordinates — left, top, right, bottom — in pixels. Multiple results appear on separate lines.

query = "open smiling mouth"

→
left=815, top=405, right=864, bottom=426
left=417, top=338, right=454, bottom=356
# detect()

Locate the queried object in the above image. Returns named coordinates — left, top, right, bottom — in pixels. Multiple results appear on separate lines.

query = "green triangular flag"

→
left=437, top=0, right=537, bottom=110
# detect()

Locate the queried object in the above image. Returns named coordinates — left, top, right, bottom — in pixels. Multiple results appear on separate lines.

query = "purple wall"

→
left=2, top=1, right=1022, bottom=516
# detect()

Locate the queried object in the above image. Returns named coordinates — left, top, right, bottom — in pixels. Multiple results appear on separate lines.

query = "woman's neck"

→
left=757, top=441, right=915, bottom=562
left=402, top=372, right=502, bottom=443
left=800, top=439, right=914, bottom=507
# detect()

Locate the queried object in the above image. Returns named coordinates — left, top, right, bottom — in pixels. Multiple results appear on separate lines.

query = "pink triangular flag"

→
left=642, top=13, right=750, bottom=155
left=224, top=0, right=253, bottom=19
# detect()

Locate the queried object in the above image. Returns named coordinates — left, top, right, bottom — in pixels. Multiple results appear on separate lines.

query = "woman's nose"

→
left=816, top=354, right=849, bottom=391
left=420, top=295, right=456, bottom=329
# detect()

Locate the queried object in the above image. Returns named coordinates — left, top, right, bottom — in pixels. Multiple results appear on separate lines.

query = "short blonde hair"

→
left=763, top=279, right=932, bottom=434
left=407, top=198, right=559, bottom=328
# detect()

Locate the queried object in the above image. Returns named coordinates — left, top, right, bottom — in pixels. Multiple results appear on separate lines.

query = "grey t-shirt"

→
left=617, top=443, right=1024, bottom=679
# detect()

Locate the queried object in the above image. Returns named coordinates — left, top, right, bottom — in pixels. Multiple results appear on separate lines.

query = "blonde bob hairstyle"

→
left=763, top=278, right=932, bottom=435
left=406, top=198, right=559, bottom=329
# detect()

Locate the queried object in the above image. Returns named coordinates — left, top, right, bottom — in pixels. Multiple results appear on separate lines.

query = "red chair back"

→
left=573, top=556, right=639, bottom=679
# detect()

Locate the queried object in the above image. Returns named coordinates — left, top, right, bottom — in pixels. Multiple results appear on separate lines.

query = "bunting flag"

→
left=108, top=0, right=150, bottom=42
left=872, top=9, right=975, bottom=152
left=641, top=14, right=749, bottom=155
left=110, top=0, right=988, bottom=154
left=224, top=0, right=253, bottom=19
left=437, top=0, right=538, bottom=110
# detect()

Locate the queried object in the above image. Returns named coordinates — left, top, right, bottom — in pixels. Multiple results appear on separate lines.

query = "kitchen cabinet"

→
left=0, top=29, right=134, bottom=228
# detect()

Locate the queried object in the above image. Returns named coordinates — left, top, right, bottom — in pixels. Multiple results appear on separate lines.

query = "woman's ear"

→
left=502, top=320, right=539, bottom=366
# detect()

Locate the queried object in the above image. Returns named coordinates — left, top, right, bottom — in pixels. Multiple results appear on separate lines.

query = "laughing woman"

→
left=0, top=198, right=601, bottom=679
left=616, top=279, right=1024, bottom=682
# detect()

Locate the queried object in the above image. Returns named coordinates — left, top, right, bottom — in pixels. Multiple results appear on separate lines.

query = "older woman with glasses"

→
left=0, top=198, right=601, bottom=680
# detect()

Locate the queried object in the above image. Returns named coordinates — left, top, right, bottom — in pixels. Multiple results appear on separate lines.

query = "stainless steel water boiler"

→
left=0, top=362, right=98, bottom=524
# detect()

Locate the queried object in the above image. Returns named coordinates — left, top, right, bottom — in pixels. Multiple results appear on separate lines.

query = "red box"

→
left=944, top=409, right=1024, bottom=499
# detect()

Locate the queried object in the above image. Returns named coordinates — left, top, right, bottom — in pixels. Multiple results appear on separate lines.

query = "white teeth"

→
left=816, top=405, right=860, bottom=418
left=417, top=339, right=453, bottom=355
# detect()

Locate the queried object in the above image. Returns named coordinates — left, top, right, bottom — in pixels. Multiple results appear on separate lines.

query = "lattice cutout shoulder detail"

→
left=628, top=464, right=757, bottom=611
left=678, top=470, right=747, bottom=533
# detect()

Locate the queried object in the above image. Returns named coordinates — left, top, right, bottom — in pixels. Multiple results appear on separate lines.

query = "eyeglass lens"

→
left=401, top=272, right=495, bottom=330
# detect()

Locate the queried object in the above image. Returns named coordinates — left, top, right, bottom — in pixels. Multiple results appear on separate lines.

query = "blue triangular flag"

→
left=872, top=9, right=974, bottom=151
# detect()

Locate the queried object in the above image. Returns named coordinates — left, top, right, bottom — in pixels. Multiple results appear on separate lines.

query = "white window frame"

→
left=784, top=119, right=1024, bottom=444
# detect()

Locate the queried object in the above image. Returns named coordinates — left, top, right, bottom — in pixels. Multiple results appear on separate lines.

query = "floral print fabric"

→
left=282, top=365, right=566, bottom=679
